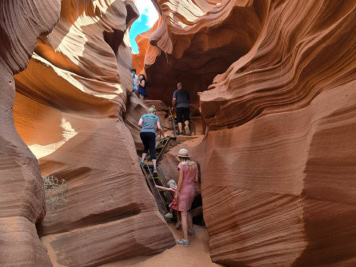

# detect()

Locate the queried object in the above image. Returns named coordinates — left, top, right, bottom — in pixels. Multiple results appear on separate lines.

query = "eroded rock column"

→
left=12, top=1, right=175, bottom=266
left=0, top=0, right=61, bottom=266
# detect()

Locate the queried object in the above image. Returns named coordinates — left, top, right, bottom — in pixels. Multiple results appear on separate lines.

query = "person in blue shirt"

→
left=132, top=68, right=138, bottom=92
left=138, top=105, right=165, bottom=174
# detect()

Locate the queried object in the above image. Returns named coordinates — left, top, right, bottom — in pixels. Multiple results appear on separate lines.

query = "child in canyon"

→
left=155, top=180, right=179, bottom=221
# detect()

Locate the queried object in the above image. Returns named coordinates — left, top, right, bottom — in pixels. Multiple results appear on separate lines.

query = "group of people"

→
left=132, top=68, right=147, bottom=100
left=138, top=105, right=198, bottom=247
left=132, top=68, right=192, bottom=136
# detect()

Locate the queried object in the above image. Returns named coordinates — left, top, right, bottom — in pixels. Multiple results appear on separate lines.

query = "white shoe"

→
left=177, top=238, right=190, bottom=247
left=164, top=213, right=173, bottom=219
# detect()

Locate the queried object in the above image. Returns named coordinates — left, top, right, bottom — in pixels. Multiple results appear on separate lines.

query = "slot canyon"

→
left=0, top=0, right=355, bottom=266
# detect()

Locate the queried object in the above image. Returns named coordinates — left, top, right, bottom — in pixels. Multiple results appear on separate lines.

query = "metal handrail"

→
left=169, top=107, right=177, bottom=137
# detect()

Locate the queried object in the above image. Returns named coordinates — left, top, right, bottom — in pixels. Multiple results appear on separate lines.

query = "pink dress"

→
left=172, top=162, right=197, bottom=212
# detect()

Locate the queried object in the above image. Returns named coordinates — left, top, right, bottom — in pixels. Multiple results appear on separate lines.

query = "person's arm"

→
left=138, top=117, right=143, bottom=127
left=175, top=167, right=183, bottom=200
left=172, top=90, right=177, bottom=107
left=140, top=79, right=146, bottom=87
left=195, top=163, right=199, bottom=183
left=157, top=121, right=165, bottom=138
left=155, top=185, right=174, bottom=192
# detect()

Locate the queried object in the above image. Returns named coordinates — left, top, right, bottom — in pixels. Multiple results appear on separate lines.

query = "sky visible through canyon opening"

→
left=129, top=0, right=158, bottom=54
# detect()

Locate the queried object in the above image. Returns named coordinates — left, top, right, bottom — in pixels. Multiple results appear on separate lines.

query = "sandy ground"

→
left=102, top=224, right=222, bottom=267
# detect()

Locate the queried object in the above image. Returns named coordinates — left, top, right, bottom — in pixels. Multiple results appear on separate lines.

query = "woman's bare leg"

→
left=141, top=153, right=147, bottom=163
left=139, top=94, right=144, bottom=101
left=181, top=211, right=189, bottom=241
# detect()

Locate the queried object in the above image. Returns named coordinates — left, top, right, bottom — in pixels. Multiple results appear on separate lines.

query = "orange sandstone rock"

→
left=137, top=0, right=356, bottom=266
left=0, top=0, right=61, bottom=266
left=136, top=0, right=262, bottom=105
left=11, top=0, right=175, bottom=266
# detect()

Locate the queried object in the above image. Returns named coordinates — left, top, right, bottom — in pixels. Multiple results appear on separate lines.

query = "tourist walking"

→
left=138, top=105, right=165, bottom=174
left=175, top=148, right=199, bottom=247
left=138, top=74, right=147, bottom=100
left=172, top=82, right=190, bottom=135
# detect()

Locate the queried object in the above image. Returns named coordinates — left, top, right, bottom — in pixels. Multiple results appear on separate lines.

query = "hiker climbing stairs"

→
left=140, top=136, right=176, bottom=215
left=169, top=107, right=196, bottom=136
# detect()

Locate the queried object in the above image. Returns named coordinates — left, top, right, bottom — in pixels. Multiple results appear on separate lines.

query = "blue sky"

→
left=130, top=1, right=158, bottom=54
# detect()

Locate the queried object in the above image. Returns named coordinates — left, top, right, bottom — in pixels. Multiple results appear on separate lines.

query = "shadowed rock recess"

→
left=2, top=0, right=175, bottom=267
left=134, top=0, right=356, bottom=266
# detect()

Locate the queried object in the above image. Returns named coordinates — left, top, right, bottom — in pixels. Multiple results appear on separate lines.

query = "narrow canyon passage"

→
left=1, top=0, right=355, bottom=267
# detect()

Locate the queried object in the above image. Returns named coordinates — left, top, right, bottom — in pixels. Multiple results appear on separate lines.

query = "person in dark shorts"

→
left=172, top=82, right=190, bottom=135
left=138, top=105, right=165, bottom=174
left=138, top=74, right=147, bottom=100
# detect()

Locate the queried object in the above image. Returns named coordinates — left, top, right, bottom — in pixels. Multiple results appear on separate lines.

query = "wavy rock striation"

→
left=0, top=0, right=61, bottom=266
left=11, top=0, right=175, bottom=266
left=136, top=0, right=356, bottom=266
left=134, top=0, right=262, bottom=105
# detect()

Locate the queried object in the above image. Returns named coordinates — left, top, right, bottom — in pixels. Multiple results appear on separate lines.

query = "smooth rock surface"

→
left=134, top=0, right=356, bottom=266
left=12, top=0, right=175, bottom=266
left=134, top=0, right=262, bottom=105
left=0, top=0, right=61, bottom=266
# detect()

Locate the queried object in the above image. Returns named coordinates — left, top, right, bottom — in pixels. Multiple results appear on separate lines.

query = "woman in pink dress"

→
left=174, top=148, right=199, bottom=247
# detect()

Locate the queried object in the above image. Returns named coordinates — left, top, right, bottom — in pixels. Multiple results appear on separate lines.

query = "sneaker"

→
left=164, top=212, right=173, bottom=219
left=140, top=162, right=145, bottom=167
left=153, top=168, right=157, bottom=174
left=177, top=238, right=190, bottom=247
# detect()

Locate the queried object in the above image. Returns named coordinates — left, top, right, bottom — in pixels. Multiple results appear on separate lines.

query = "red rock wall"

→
left=136, top=0, right=356, bottom=266
left=135, top=0, right=262, bottom=106
left=6, top=0, right=175, bottom=266
left=0, top=0, right=61, bottom=266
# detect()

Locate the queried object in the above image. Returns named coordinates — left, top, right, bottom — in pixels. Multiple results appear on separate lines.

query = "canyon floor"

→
left=102, top=224, right=221, bottom=267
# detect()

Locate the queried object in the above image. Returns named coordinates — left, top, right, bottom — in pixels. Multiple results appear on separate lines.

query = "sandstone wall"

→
left=136, top=0, right=356, bottom=266
left=6, top=0, right=175, bottom=266
left=134, top=0, right=262, bottom=105
left=0, top=1, right=61, bottom=266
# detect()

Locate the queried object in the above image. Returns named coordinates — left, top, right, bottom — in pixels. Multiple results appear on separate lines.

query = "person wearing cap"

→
left=172, top=82, right=190, bottom=135
left=175, top=148, right=199, bottom=247
left=138, top=105, right=165, bottom=174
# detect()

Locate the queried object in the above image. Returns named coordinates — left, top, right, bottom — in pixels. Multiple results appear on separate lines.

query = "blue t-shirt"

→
left=133, top=75, right=138, bottom=91
left=140, top=114, right=159, bottom=133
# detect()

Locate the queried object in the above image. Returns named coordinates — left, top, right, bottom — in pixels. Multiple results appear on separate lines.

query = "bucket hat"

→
left=177, top=148, right=190, bottom=158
